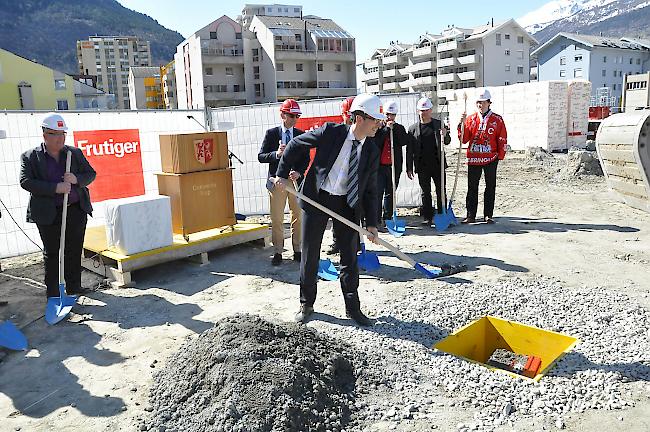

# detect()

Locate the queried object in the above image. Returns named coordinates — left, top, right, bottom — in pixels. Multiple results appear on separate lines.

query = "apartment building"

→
left=160, top=60, right=178, bottom=109
left=77, top=36, right=152, bottom=109
left=360, top=19, right=536, bottom=109
left=128, top=66, right=164, bottom=109
left=623, top=72, right=650, bottom=110
left=175, top=5, right=356, bottom=109
left=532, top=33, right=650, bottom=106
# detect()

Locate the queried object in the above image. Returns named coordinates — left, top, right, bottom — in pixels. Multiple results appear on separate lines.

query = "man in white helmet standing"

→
left=458, top=88, right=507, bottom=224
left=271, top=93, right=383, bottom=326
left=19, top=113, right=96, bottom=299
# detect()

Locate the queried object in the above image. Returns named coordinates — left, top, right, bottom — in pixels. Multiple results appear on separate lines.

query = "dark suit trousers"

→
left=417, top=165, right=444, bottom=220
left=377, top=165, right=401, bottom=221
left=466, top=160, right=499, bottom=218
left=300, top=191, right=361, bottom=311
left=36, top=203, right=87, bottom=297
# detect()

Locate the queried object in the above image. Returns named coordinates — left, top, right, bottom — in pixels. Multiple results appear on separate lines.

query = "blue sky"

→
left=118, top=0, right=549, bottom=61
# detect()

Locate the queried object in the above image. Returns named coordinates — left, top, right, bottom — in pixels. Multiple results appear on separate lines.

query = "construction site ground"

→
left=1, top=151, right=649, bottom=431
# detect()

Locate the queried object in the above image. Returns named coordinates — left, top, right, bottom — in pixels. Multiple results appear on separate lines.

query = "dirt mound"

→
left=524, top=146, right=554, bottom=162
left=564, top=150, right=603, bottom=176
left=142, top=315, right=363, bottom=432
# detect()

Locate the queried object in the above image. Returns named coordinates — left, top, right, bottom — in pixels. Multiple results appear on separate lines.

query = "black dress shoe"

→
left=67, top=286, right=90, bottom=295
left=271, top=253, right=282, bottom=266
left=294, top=305, right=314, bottom=323
left=484, top=216, right=495, bottom=224
left=461, top=216, right=476, bottom=224
left=326, top=244, right=339, bottom=255
left=293, top=252, right=301, bottom=262
left=346, top=309, right=373, bottom=326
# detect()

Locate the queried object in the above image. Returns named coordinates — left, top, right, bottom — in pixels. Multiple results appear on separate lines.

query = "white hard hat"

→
left=416, top=97, right=433, bottom=111
left=349, top=93, right=387, bottom=120
left=384, top=100, right=398, bottom=115
left=41, top=113, right=68, bottom=131
left=476, top=88, right=492, bottom=101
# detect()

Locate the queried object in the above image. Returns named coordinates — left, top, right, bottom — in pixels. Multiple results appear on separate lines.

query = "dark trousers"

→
left=300, top=191, right=362, bottom=312
left=377, top=165, right=401, bottom=221
left=417, top=165, right=444, bottom=220
left=36, top=203, right=87, bottom=298
left=466, top=160, right=499, bottom=218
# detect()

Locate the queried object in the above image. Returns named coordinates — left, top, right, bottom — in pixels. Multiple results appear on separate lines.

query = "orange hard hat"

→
left=341, top=96, right=355, bottom=116
left=280, top=99, right=301, bottom=115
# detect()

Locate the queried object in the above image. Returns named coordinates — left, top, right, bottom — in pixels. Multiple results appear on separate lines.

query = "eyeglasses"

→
left=284, top=113, right=300, bottom=119
left=360, top=114, right=381, bottom=123
left=44, top=131, right=67, bottom=136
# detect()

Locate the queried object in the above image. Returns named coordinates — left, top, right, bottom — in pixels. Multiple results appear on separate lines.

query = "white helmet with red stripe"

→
left=349, top=93, right=386, bottom=120
left=280, top=99, right=302, bottom=115
left=41, top=113, right=68, bottom=131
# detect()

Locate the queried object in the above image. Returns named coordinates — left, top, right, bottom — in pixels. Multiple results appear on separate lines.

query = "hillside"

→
left=0, top=0, right=184, bottom=74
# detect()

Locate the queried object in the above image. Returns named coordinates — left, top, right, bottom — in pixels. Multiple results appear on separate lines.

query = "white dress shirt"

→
left=321, top=129, right=366, bottom=196
left=277, top=126, right=294, bottom=158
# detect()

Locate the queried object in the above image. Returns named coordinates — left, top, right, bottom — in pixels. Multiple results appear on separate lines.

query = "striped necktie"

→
left=284, top=129, right=291, bottom=144
left=347, top=139, right=360, bottom=208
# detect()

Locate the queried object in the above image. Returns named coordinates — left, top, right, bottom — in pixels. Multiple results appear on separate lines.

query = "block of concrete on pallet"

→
left=104, top=195, right=173, bottom=255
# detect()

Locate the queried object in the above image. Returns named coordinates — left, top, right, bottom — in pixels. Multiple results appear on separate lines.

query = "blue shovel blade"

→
left=0, top=320, right=28, bottom=351
left=434, top=211, right=452, bottom=232
left=317, top=259, right=339, bottom=281
left=446, top=202, right=459, bottom=226
left=358, top=244, right=380, bottom=272
left=386, top=214, right=406, bottom=237
left=45, top=283, right=77, bottom=325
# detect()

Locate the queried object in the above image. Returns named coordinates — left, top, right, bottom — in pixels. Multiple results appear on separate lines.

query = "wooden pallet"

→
left=81, top=223, right=270, bottom=288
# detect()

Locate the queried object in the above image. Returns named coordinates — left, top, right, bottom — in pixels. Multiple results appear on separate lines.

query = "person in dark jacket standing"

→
left=406, top=97, right=450, bottom=225
left=373, top=100, right=407, bottom=226
left=258, top=99, right=306, bottom=265
left=20, top=113, right=96, bottom=298
left=271, top=93, right=383, bottom=327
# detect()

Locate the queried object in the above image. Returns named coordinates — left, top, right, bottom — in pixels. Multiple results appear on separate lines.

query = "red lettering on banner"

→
left=73, top=129, right=145, bottom=202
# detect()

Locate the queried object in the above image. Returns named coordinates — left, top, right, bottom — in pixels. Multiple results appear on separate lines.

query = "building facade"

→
left=175, top=6, right=356, bottom=109
left=360, top=19, right=536, bottom=110
left=128, top=66, right=165, bottom=109
left=77, top=36, right=152, bottom=109
left=623, top=72, right=650, bottom=111
left=160, top=60, right=178, bottom=109
left=533, top=33, right=650, bottom=107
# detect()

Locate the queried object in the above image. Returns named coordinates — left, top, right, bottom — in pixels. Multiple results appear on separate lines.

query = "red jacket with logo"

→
left=458, top=111, right=507, bottom=166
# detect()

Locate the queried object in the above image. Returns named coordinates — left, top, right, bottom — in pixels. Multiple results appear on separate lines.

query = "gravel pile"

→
left=142, top=314, right=366, bottom=432
left=563, top=150, right=603, bottom=176
left=311, top=276, right=650, bottom=431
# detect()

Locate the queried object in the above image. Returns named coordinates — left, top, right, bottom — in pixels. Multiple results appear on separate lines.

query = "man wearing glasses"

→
left=258, top=99, right=306, bottom=266
left=19, top=113, right=96, bottom=298
left=270, top=93, right=383, bottom=327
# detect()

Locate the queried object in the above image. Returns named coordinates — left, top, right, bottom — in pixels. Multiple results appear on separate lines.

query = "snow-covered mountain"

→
left=517, top=0, right=650, bottom=43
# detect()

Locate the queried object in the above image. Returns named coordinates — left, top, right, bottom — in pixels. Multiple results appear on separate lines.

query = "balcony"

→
left=201, top=48, right=245, bottom=63
left=405, top=60, right=434, bottom=73
left=437, top=40, right=458, bottom=52
left=413, top=45, right=435, bottom=58
left=383, top=82, right=400, bottom=91
left=382, top=68, right=400, bottom=78
left=382, top=54, right=403, bottom=65
left=436, top=88, right=456, bottom=100
left=403, top=75, right=435, bottom=88
left=365, top=58, right=379, bottom=68
left=437, top=57, right=456, bottom=68
left=458, top=70, right=477, bottom=81
left=204, top=91, right=247, bottom=100
left=364, top=70, right=380, bottom=80
left=277, top=86, right=355, bottom=98
left=458, top=54, right=477, bottom=65
left=366, top=84, right=380, bottom=93
left=437, top=73, right=457, bottom=83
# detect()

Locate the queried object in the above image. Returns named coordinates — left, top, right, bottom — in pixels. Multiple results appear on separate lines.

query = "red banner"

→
left=73, top=129, right=145, bottom=202
left=295, top=115, right=341, bottom=132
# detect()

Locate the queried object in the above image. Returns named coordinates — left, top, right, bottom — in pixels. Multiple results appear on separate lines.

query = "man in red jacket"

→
left=458, top=88, right=507, bottom=224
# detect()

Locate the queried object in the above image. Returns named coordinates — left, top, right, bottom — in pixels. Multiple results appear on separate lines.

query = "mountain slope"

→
left=0, top=0, right=184, bottom=74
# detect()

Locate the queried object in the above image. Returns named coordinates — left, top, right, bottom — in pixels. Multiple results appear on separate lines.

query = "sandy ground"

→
left=1, top=151, right=649, bottom=431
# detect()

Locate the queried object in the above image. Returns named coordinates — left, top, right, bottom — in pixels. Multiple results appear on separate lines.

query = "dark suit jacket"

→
left=258, top=126, right=305, bottom=178
left=276, top=122, right=380, bottom=228
left=373, top=122, right=407, bottom=173
left=20, top=144, right=96, bottom=225
left=406, top=119, right=451, bottom=174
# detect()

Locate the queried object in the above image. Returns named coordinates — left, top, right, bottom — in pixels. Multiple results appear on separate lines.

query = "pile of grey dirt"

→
left=140, top=314, right=365, bottom=432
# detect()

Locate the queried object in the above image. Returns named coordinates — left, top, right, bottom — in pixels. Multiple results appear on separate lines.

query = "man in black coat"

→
left=373, top=100, right=407, bottom=225
left=20, top=113, right=96, bottom=298
left=258, top=99, right=306, bottom=266
left=271, top=93, right=383, bottom=326
left=406, top=97, right=451, bottom=225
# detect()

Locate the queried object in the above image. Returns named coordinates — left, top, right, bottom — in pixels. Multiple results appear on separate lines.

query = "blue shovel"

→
left=445, top=93, right=467, bottom=226
left=0, top=320, right=28, bottom=351
left=45, top=151, right=78, bottom=325
left=357, top=223, right=380, bottom=272
left=385, top=128, right=406, bottom=237
left=434, top=102, right=457, bottom=232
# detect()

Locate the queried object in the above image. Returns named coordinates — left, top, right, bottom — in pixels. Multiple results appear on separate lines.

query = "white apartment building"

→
left=360, top=19, right=537, bottom=110
left=77, top=36, right=152, bottom=109
left=161, top=60, right=178, bottom=109
left=175, top=6, right=356, bottom=109
left=128, top=66, right=164, bottom=109
left=240, top=3, right=302, bottom=27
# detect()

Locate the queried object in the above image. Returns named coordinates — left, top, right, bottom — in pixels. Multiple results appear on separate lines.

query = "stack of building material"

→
left=567, top=80, right=592, bottom=149
left=156, top=132, right=236, bottom=237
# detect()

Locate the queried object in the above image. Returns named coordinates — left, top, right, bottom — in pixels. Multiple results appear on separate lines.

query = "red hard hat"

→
left=280, top=99, right=301, bottom=115
left=341, top=96, right=355, bottom=116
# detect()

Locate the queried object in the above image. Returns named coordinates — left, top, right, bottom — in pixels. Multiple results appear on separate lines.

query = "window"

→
left=496, top=33, right=501, bottom=46
left=619, top=70, right=623, bottom=77
left=505, top=34, right=510, bottom=40
left=637, top=58, right=641, bottom=65
left=335, top=64, right=342, bottom=72
left=560, top=70, right=566, bottom=77
left=205, top=67, right=213, bottom=75
left=225, top=67, right=233, bottom=76
left=517, top=35, right=524, bottom=44
left=517, top=50, right=524, bottom=59
left=274, top=35, right=282, bottom=42
left=295, top=34, right=302, bottom=41
left=296, top=63, right=303, bottom=71
left=254, top=83, right=261, bottom=97
left=517, top=66, right=524, bottom=74
left=209, top=31, right=217, bottom=39
left=612, top=70, right=617, bottom=77
left=505, top=64, right=511, bottom=72
left=505, top=49, right=510, bottom=56
left=560, top=57, right=566, bottom=65
left=234, top=84, right=243, bottom=92
left=575, top=55, right=582, bottom=62
left=277, top=63, right=284, bottom=71
left=574, top=68, right=583, bottom=78
left=317, top=63, right=323, bottom=72
left=235, top=33, right=242, bottom=39
left=54, top=79, right=66, bottom=90
left=294, top=7, right=300, bottom=12
left=612, top=84, right=617, bottom=91
left=57, top=100, right=69, bottom=110
left=602, top=69, right=606, bottom=77
left=504, top=80, right=510, bottom=85
left=603, top=56, right=607, bottom=63
left=254, top=66, right=260, bottom=79
left=252, top=48, right=259, bottom=62
left=629, top=58, right=633, bottom=65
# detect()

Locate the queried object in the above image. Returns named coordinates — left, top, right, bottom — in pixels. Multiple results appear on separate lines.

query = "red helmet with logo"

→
left=280, top=99, right=301, bottom=115
left=341, top=96, right=355, bottom=116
